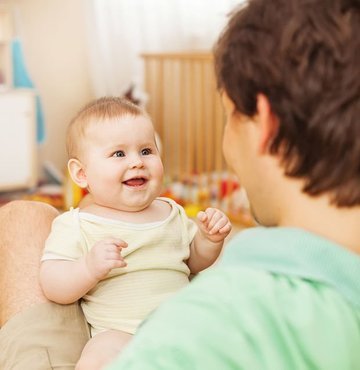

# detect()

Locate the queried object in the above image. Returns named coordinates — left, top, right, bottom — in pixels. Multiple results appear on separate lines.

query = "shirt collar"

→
left=221, top=227, right=360, bottom=308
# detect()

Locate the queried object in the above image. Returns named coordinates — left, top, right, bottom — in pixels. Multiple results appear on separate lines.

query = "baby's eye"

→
left=113, top=150, right=125, bottom=157
left=141, top=148, right=152, bottom=155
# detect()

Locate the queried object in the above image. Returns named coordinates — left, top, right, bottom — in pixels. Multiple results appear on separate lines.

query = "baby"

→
left=39, top=97, right=231, bottom=370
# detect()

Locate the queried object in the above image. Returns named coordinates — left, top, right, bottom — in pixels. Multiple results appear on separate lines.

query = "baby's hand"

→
left=197, top=208, right=232, bottom=243
left=86, top=238, right=128, bottom=281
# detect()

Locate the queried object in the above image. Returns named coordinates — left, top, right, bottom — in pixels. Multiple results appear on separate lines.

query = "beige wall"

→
left=8, top=0, right=94, bottom=172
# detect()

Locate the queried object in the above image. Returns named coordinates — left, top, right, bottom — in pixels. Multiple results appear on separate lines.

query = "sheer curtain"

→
left=86, top=0, right=243, bottom=99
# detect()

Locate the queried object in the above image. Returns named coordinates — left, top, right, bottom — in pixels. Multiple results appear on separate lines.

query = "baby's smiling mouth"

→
left=123, top=177, right=148, bottom=187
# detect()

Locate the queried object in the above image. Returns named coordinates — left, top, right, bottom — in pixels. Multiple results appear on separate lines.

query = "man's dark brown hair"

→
left=214, top=0, right=360, bottom=207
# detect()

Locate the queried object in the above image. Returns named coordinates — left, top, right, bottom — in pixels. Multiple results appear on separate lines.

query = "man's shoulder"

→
left=110, top=265, right=360, bottom=369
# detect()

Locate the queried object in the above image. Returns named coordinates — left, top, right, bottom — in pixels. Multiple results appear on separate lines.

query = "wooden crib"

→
left=142, top=52, right=252, bottom=226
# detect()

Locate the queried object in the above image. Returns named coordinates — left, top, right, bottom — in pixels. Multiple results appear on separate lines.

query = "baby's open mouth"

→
left=123, top=177, right=147, bottom=187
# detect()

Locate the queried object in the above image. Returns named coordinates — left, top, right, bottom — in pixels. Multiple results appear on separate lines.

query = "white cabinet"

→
left=0, top=6, right=13, bottom=88
left=0, top=89, right=38, bottom=191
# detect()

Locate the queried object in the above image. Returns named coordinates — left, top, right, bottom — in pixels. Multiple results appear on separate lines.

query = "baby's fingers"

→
left=197, top=211, right=208, bottom=223
left=112, top=258, right=127, bottom=268
left=105, top=258, right=127, bottom=271
left=206, top=210, right=225, bottom=232
left=106, top=250, right=127, bottom=261
left=208, top=213, right=231, bottom=235
left=198, top=208, right=218, bottom=227
left=219, top=222, right=232, bottom=234
left=111, top=238, right=128, bottom=248
left=102, top=238, right=128, bottom=250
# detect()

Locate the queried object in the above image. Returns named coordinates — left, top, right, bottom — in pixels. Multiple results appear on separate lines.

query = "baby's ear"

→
left=68, top=158, right=88, bottom=188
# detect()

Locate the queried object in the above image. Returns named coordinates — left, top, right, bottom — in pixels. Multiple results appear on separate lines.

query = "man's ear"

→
left=256, top=94, right=279, bottom=154
left=68, top=158, right=88, bottom=188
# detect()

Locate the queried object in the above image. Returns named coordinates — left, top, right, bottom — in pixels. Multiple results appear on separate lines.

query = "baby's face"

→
left=80, top=114, right=164, bottom=211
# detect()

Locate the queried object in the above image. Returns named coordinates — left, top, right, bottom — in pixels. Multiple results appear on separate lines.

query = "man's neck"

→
left=278, top=187, right=360, bottom=255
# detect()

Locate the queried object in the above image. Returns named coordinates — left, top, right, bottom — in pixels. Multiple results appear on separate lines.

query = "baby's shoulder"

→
left=156, top=196, right=184, bottom=211
left=52, top=207, right=80, bottom=226
left=151, top=197, right=173, bottom=219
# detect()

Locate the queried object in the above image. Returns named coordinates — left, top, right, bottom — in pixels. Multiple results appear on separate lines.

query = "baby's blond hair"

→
left=66, top=97, right=148, bottom=159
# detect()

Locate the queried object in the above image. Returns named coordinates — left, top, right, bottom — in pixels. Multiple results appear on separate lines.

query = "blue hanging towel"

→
left=11, top=37, right=45, bottom=144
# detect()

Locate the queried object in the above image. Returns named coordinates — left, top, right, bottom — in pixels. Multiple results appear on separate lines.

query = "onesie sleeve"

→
left=176, top=202, right=198, bottom=244
left=42, top=209, right=85, bottom=261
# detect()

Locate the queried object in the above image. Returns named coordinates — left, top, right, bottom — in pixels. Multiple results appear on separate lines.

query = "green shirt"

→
left=107, top=227, right=360, bottom=370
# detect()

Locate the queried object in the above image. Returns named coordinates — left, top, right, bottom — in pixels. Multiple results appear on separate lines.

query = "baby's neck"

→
left=80, top=199, right=171, bottom=224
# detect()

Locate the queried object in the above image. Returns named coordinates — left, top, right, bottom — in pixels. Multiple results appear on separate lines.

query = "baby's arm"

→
left=40, top=238, right=127, bottom=304
left=186, top=208, right=231, bottom=274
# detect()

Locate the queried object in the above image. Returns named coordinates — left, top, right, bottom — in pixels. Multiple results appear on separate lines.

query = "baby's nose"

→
left=128, top=156, right=144, bottom=168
